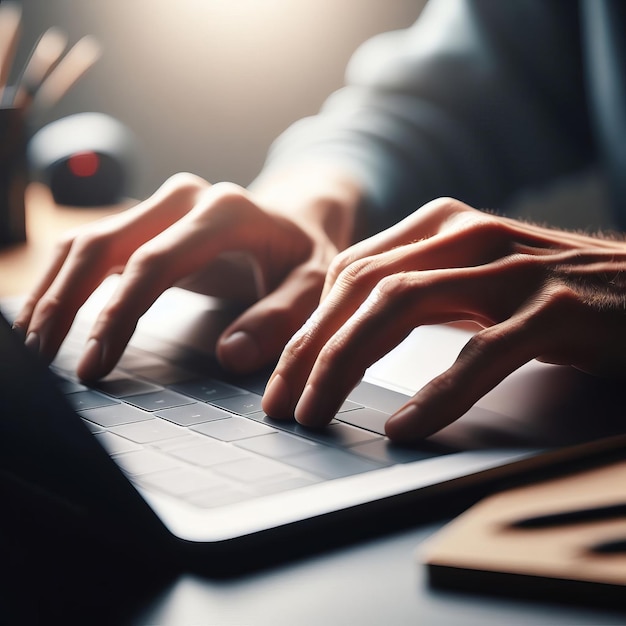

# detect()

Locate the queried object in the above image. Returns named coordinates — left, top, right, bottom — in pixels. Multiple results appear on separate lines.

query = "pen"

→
left=12, top=27, right=68, bottom=111
left=0, top=2, right=22, bottom=100
left=32, top=35, right=101, bottom=113
left=510, top=502, right=626, bottom=529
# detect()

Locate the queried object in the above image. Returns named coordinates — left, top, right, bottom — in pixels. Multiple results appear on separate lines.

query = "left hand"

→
left=262, top=197, right=626, bottom=442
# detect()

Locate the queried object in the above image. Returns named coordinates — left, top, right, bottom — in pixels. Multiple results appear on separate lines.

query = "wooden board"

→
left=421, top=460, right=626, bottom=607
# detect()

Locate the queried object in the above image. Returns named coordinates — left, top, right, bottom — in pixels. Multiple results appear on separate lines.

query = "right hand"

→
left=13, top=171, right=361, bottom=380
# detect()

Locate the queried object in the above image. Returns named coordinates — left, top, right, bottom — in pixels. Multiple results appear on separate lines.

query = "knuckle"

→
left=192, top=182, right=255, bottom=223
left=315, top=339, right=346, bottom=372
left=161, top=172, right=208, bottom=197
left=327, top=248, right=361, bottom=281
left=326, top=252, right=351, bottom=284
left=207, top=182, right=250, bottom=212
left=536, top=282, right=582, bottom=316
left=371, top=273, right=413, bottom=303
left=458, top=329, right=501, bottom=361
left=421, top=196, right=471, bottom=221
left=337, top=257, right=382, bottom=291
left=69, top=231, right=112, bottom=260
left=126, top=245, right=168, bottom=279
left=33, top=293, right=64, bottom=322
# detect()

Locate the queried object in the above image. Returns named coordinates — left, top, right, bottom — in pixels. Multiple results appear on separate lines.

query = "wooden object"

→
left=422, top=459, right=626, bottom=607
left=0, top=182, right=129, bottom=297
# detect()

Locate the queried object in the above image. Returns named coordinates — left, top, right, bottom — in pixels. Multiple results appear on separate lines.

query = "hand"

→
left=262, top=197, right=626, bottom=442
left=13, top=169, right=363, bottom=380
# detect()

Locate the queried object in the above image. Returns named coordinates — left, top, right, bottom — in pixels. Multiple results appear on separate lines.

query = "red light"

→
left=68, top=151, right=100, bottom=177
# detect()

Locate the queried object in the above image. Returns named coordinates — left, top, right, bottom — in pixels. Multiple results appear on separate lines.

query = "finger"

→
left=19, top=174, right=208, bottom=360
left=384, top=311, right=553, bottom=441
left=266, top=236, right=546, bottom=422
left=321, top=197, right=473, bottom=299
left=218, top=261, right=325, bottom=375
left=265, top=256, right=541, bottom=424
left=11, top=236, right=73, bottom=337
left=75, top=185, right=300, bottom=379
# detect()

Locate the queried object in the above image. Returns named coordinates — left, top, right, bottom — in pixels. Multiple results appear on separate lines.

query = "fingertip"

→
left=262, top=373, right=292, bottom=419
left=24, top=331, right=40, bottom=354
left=385, top=404, right=433, bottom=442
left=217, top=330, right=262, bottom=373
left=11, top=321, right=26, bottom=341
left=76, top=337, right=104, bottom=381
left=294, top=383, right=328, bottom=427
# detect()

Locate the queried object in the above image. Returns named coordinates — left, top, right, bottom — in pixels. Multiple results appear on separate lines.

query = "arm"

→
left=261, top=0, right=593, bottom=232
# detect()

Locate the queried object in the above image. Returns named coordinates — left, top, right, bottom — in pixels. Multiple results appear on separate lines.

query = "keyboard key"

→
left=116, top=349, right=165, bottom=370
left=335, top=407, right=389, bottom=435
left=211, top=392, right=263, bottom=415
left=235, top=432, right=320, bottom=458
left=81, top=419, right=105, bottom=434
left=155, top=403, right=231, bottom=426
left=132, top=363, right=196, bottom=385
left=150, top=433, right=209, bottom=452
left=124, top=390, right=195, bottom=412
left=294, top=422, right=382, bottom=448
left=349, top=439, right=450, bottom=465
left=138, top=467, right=231, bottom=497
left=282, top=448, right=386, bottom=479
left=66, top=390, right=119, bottom=411
left=78, top=403, right=153, bottom=427
left=337, top=399, right=363, bottom=413
left=168, top=441, right=250, bottom=467
left=347, top=380, right=408, bottom=414
left=113, top=450, right=180, bottom=476
left=55, top=379, right=88, bottom=394
left=213, top=457, right=294, bottom=483
left=110, top=419, right=188, bottom=443
left=190, top=416, right=276, bottom=441
left=93, top=376, right=162, bottom=398
left=171, top=378, right=245, bottom=402
left=94, top=431, right=142, bottom=455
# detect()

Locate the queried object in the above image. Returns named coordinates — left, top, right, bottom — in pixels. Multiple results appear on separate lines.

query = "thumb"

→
left=216, top=265, right=323, bottom=373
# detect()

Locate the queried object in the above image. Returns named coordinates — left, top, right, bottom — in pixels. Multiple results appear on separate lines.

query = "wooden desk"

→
left=0, top=183, right=129, bottom=297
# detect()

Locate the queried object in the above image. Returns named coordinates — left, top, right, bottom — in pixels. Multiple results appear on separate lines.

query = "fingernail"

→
left=262, top=374, right=291, bottom=419
left=24, top=332, right=40, bottom=353
left=77, top=338, right=103, bottom=381
left=11, top=323, right=25, bottom=340
left=385, top=404, right=422, bottom=441
left=218, top=331, right=261, bottom=372
left=294, top=384, right=322, bottom=427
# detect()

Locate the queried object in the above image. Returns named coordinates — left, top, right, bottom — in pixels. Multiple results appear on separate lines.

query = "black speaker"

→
left=28, top=112, right=136, bottom=207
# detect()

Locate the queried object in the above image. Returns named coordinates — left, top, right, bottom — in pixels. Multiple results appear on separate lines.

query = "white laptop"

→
left=1, top=279, right=624, bottom=573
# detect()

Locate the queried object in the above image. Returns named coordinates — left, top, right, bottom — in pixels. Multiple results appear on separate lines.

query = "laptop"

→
left=2, top=279, right=625, bottom=573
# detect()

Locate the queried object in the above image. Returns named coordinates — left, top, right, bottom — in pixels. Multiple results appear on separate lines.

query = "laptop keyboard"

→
left=48, top=330, right=453, bottom=510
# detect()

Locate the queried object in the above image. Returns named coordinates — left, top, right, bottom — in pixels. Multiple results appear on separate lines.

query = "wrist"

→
left=249, top=163, right=368, bottom=251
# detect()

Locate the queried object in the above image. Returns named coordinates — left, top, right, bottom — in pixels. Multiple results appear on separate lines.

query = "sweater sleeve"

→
left=258, top=0, right=594, bottom=233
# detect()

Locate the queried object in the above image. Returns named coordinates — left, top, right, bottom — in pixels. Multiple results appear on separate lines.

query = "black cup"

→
left=0, top=106, right=27, bottom=248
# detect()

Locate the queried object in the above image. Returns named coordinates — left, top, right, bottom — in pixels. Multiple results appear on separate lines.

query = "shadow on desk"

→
left=4, top=449, right=626, bottom=626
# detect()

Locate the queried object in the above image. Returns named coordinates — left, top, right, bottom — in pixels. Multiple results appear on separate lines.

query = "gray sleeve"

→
left=259, top=0, right=593, bottom=233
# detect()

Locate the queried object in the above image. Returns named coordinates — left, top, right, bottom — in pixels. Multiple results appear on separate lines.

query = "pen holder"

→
left=0, top=106, right=27, bottom=248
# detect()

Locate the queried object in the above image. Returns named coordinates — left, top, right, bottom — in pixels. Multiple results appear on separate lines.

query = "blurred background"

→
left=12, top=0, right=425, bottom=199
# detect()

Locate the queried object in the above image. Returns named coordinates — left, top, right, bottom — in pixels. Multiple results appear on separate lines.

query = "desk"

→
left=1, top=187, right=625, bottom=625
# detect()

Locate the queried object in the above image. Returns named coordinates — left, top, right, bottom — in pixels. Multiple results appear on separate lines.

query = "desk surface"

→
left=1, top=187, right=625, bottom=625
left=0, top=183, right=128, bottom=297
